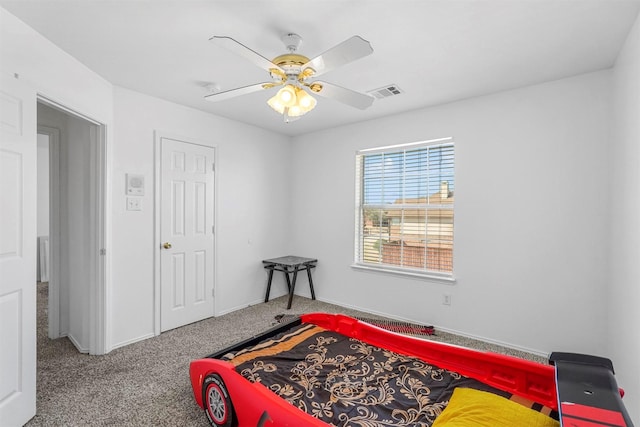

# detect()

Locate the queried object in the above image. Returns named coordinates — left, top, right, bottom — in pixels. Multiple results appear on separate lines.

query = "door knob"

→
left=162, top=242, right=172, bottom=249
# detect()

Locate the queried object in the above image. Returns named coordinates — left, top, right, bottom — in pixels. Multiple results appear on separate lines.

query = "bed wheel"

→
left=202, top=374, right=235, bottom=427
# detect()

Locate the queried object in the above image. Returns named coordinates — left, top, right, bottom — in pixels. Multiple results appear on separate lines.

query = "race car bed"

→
left=190, top=313, right=633, bottom=427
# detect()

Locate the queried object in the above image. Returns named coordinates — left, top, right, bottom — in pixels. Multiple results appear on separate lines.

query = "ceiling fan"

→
left=205, top=33, right=375, bottom=122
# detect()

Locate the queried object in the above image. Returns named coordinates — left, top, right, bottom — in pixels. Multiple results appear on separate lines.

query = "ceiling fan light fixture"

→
left=276, top=84, right=297, bottom=107
left=267, top=85, right=317, bottom=119
left=288, top=105, right=303, bottom=117
left=283, top=107, right=303, bottom=123
left=296, top=87, right=316, bottom=112
left=267, top=96, right=286, bottom=114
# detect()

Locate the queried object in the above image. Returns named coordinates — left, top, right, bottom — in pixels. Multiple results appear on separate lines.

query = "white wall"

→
left=291, top=71, right=612, bottom=357
left=36, top=134, right=49, bottom=237
left=110, top=87, right=292, bottom=348
left=610, top=12, right=640, bottom=423
left=64, top=114, right=94, bottom=352
left=36, top=133, right=49, bottom=282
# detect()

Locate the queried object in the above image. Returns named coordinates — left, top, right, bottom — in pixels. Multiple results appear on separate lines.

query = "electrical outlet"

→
left=442, top=294, right=451, bottom=306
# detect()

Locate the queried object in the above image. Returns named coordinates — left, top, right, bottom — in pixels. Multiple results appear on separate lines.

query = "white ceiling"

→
left=2, top=0, right=639, bottom=136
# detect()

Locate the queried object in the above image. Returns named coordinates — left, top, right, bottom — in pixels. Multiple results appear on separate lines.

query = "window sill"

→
left=350, top=263, right=456, bottom=283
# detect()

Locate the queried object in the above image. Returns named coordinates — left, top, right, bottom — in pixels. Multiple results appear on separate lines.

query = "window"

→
left=354, top=138, right=455, bottom=279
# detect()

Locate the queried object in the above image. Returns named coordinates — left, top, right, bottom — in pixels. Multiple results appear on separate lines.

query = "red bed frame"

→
left=189, top=312, right=633, bottom=427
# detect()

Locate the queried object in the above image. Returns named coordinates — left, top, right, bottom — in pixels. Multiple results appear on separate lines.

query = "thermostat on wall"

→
left=126, top=174, right=145, bottom=196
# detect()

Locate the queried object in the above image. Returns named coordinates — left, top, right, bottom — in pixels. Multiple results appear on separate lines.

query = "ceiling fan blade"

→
left=210, top=36, right=284, bottom=74
left=310, top=81, right=374, bottom=110
left=302, top=36, right=373, bottom=78
left=204, top=82, right=280, bottom=102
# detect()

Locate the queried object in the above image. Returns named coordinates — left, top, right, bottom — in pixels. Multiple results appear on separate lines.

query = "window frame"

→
left=352, top=137, right=455, bottom=282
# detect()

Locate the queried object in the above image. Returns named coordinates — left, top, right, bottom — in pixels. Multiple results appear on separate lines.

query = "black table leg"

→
left=307, top=265, right=316, bottom=300
left=283, top=267, right=292, bottom=292
left=287, top=268, right=299, bottom=310
left=264, top=266, right=274, bottom=303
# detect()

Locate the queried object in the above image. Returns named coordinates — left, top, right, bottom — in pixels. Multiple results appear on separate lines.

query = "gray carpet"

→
left=28, top=282, right=544, bottom=426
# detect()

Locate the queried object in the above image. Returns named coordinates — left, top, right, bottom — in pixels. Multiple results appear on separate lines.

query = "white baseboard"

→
left=67, top=333, right=89, bottom=354
left=111, top=332, right=155, bottom=351
left=315, top=296, right=548, bottom=359
left=216, top=296, right=274, bottom=317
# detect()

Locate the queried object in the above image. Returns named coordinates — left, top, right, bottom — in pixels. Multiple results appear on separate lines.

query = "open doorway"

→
left=36, top=100, right=107, bottom=355
left=36, top=126, right=59, bottom=339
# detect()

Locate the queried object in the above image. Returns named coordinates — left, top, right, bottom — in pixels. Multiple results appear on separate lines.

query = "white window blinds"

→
left=355, top=139, right=455, bottom=277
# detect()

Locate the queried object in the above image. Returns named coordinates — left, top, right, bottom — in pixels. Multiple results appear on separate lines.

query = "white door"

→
left=0, top=73, right=37, bottom=424
left=160, top=137, right=215, bottom=332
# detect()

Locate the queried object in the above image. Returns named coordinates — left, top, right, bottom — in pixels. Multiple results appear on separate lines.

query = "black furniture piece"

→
left=262, top=256, right=317, bottom=309
left=550, top=352, right=634, bottom=426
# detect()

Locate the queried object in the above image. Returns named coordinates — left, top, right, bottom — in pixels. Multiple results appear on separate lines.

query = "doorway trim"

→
left=153, top=130, right=218, bottom=336
left=36, top=125, right=61, bottom=340
left=37, top=95, right=110, bottom=355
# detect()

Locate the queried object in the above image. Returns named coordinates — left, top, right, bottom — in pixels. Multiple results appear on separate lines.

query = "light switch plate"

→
left=127, top=197, right=142, bottom=211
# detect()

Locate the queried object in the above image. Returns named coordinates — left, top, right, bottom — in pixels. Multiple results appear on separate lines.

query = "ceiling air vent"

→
left=368, top=84, right=403, bottom=99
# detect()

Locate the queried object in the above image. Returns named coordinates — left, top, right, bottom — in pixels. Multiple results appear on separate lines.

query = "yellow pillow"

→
left=432, top=388, right=559, bottom=427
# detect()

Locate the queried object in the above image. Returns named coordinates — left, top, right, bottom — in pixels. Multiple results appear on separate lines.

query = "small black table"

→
left=262, top=256, right=317, bottom=309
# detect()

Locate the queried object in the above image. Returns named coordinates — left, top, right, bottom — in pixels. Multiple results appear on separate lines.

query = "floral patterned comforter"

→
left=221, top=322, right=554, bottom=426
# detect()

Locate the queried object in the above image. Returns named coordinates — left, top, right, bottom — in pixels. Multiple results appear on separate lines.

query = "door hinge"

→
left=212, top=163, right=215, bottom=172
left=100, top=248, right=106, bottom=255
left=212, top=225, right=215, bottom=234
left=212, top=287, right=215, bottom=297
